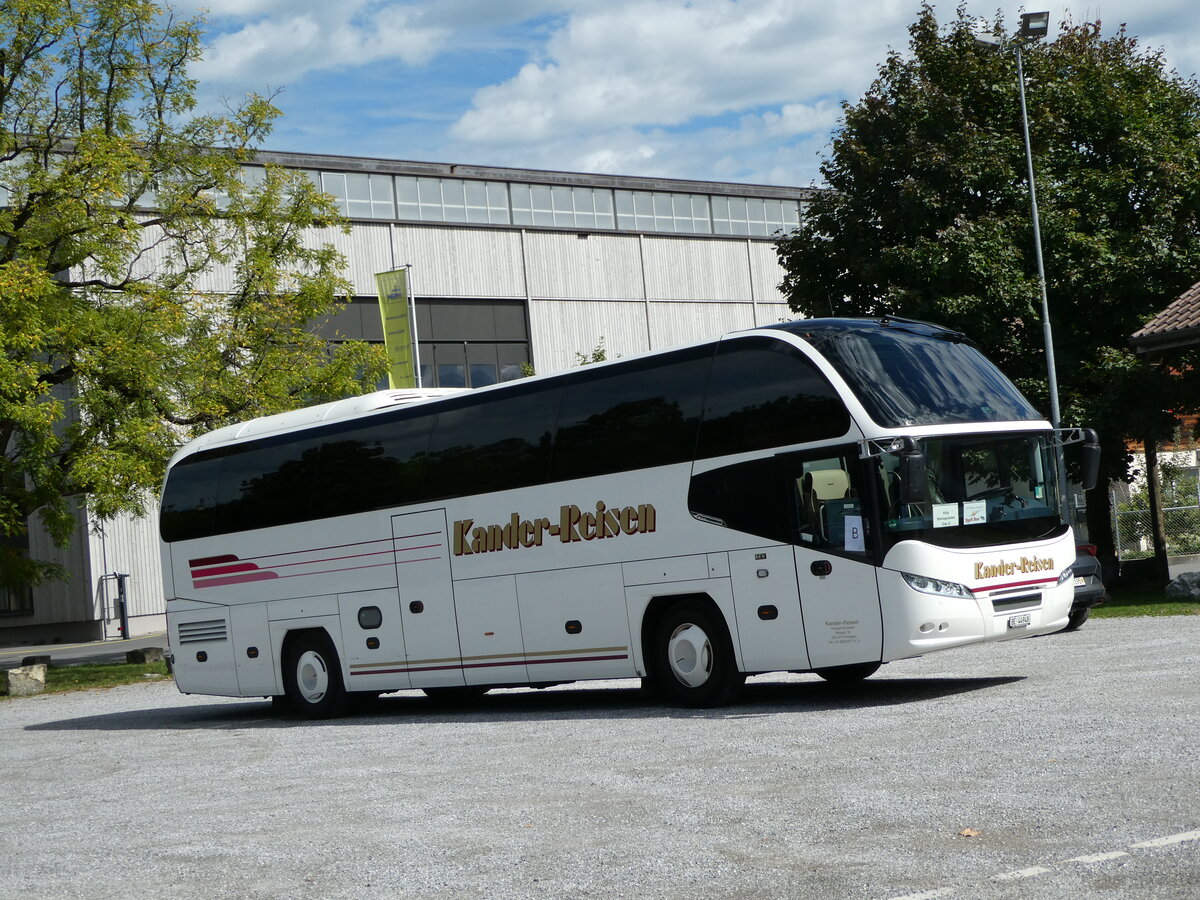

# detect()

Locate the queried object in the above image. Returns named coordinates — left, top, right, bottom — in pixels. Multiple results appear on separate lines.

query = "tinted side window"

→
left=696, top=337, right=849, bottom=459
left=314, top=412, right=433, bottom=518
left=550, top=347, right=711, bottom=482
left=160, top=453, right=224, bottom=542
left=688, top=457, right=790, bottom=543
left=423, top=383, right=558, bottom=499
left=213, top=434, right=322, bottom=534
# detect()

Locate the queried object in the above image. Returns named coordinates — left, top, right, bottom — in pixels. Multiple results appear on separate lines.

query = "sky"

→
left=178, top=0, right=1200, bottom=188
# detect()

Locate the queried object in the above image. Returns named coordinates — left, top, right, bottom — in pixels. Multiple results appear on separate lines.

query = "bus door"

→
left=391, top=510, right=466, bottom=688
left=788, top=452, right=883, bottom=669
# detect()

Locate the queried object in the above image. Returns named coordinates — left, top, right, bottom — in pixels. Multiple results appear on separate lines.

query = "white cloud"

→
left=176, top=0, right=1200, bottom=186
left=450, top=0, right=897, bottom=145
left=193, top=1, right=448, bottom=87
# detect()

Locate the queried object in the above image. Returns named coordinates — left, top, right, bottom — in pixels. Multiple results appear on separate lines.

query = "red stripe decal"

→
left=276, top=560, right=414, bottom=579
left=350, top=653, right=629, bottom=677
left=973, top=576, right=1057, bottom=595
left=192, top=562, right=260, bottom=578
left=193, top=571, right=279, bottom=589
left=189, top=554, right=239, bottom=567
left=228, top=537, right=397, bottom=565
left=250, top=548, right=400, bottom=571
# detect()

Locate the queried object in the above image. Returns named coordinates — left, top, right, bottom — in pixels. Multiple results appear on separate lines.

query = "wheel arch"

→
left=279, top=624, right=351, bottom=718
left=639, top=591, right=739, bottom=682
left=272, top=618, right=344, bottom=683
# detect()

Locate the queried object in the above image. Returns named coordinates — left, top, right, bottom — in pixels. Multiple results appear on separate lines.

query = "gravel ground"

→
left=1, top=616, right=1197, bottom=900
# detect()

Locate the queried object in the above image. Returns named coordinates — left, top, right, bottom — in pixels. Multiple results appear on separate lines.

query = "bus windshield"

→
left=879, top=432, right=1066, bottom=550
left=782, top=320, right=1040, bottom=427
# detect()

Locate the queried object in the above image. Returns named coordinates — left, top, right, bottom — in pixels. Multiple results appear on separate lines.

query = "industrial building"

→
left=0, top=151, right=813, bottom=644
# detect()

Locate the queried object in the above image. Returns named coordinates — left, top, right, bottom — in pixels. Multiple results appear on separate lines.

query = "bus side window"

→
left=696, top=337, right=849, bottom=459
left=687, top=457, right=789, bottom=543
left=789, top=453, right=870, bottom=557
left=798, top=468, right=850, bottom=545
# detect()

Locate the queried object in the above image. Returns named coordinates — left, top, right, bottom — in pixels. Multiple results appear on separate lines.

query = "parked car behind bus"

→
left=1066, top=543, right=1107, bottom=630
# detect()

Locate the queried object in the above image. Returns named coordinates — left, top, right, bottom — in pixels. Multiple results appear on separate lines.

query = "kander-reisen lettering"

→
left=974, top=556, right=1055, bottom=580
left=454, top=502, right=656, bottom=556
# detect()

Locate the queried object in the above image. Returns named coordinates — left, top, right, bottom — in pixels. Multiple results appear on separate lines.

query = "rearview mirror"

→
left=1080, top=428, right=1101, bottom=491
left=899, top=449, right=928, bottom=504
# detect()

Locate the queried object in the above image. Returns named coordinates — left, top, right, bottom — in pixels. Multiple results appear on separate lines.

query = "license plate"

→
left=1073, top=576, right=1086, bottom=587
left=1008, top=613, right=1031, bottom=629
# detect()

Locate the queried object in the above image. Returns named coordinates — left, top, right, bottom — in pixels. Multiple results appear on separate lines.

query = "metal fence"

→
left=1112, top=504, right=1200, bottom=560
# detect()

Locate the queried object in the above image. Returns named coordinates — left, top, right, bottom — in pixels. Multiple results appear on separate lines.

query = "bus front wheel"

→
left=283, top=632, right=350, bottom=719
left=654, top=601, right=744, bottom=708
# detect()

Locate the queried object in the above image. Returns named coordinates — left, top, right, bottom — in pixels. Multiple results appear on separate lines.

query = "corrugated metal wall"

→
left=528, top=299, right=652, bottom=370
left=23, top=510, right=91, bottom=631
left=391, top=226, right=527, bottom=298
left=642, top=236, right=754, bottom=302
left=522, top=232, right=645, bottom=301
left=528, top=298, right=779, bottom=373
left=85, top=503, right=166, bottom=632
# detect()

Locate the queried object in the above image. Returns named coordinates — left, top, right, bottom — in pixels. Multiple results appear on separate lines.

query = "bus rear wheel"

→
left=654, top=601, right=744, bottom=708
left=283, top=632, right=350, bottom=719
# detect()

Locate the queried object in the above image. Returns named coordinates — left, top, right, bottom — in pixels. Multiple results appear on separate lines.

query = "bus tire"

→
left=815, top=661, right=880, bottom=684
left=1062, top=607, right=1090, bottom=631
left=654, top=600, right=744, bottom=708
left=282, top=632, right=350, bottom=719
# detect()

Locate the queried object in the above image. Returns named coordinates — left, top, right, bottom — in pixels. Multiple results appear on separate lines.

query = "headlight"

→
left=1056, top=566, right=1073, bottom=586
left=902, top=572, right=974, bottom=599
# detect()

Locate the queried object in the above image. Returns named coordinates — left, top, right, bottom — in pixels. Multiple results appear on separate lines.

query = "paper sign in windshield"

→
left=963, top=500, right=987, bottom=525
left=933, top=503, right=960, bottom=528
left=844, top=515, right=865, bottom=552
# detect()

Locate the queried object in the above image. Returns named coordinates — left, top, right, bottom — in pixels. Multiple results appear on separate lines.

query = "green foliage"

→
left=0, top=0, right=387, bottom=584
left=520, top=338, right=608, bottom=377
left=1120, top=469, right=1199, bottom=512
left=573, top=338, right=609, bottom=366
left=776, top=3, right=1200, bottom=488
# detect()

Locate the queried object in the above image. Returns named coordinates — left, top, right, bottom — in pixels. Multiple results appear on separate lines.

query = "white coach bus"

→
left=159, top=318, right=1099, bottom=717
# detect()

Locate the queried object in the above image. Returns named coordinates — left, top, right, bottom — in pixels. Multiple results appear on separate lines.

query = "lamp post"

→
left=976, top=12, right=1070, bottom=521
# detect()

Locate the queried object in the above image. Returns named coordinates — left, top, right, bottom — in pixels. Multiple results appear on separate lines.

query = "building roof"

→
left=1131, top=279, right=1200, bottom=355
left=255, top=149, right=819, bottom=202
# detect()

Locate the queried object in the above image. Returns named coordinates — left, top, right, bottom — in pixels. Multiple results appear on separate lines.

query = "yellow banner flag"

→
left=374, top=269, right=417, bottom=389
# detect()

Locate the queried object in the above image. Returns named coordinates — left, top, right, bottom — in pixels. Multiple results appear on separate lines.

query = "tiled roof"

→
left=1131, top=280, right=1200, bottom=353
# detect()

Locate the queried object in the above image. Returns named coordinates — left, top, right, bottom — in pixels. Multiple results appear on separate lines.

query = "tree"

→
left=0, top=0, right=386, bottom=588
left=776, top=3, right=1200, bottom=570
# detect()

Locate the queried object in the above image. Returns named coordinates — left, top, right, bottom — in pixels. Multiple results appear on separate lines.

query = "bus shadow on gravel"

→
left=25, top=675, right=1024, bottom=731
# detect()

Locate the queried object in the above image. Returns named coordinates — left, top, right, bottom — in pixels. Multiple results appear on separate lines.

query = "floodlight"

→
left=1019, top=11, right=1050, bottom=38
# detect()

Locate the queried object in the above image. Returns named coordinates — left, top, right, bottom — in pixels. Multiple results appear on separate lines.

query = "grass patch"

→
left=1091, top=584, right=1200, bottom=619
left=45, top=661, right=171, bottom=693
left=2, top=661, right=171, bottom=699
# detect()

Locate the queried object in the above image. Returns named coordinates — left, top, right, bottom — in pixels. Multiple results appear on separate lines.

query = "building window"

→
left=614, top=190, right=711, bottom=233
left=415, top=298, right=529, bottom=389
left=0, top=584, right=33, bottom=615
left=252, top=164, right=804, bottom=237
left=395, top=176, right=510, bottom=225
left=712, top=196, right=801, bottom=236
left=511, top=184, right=615, bottom=229
left=321, top=172, right=396, bottom=219
left=0, top=533, right=34, bottom=615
